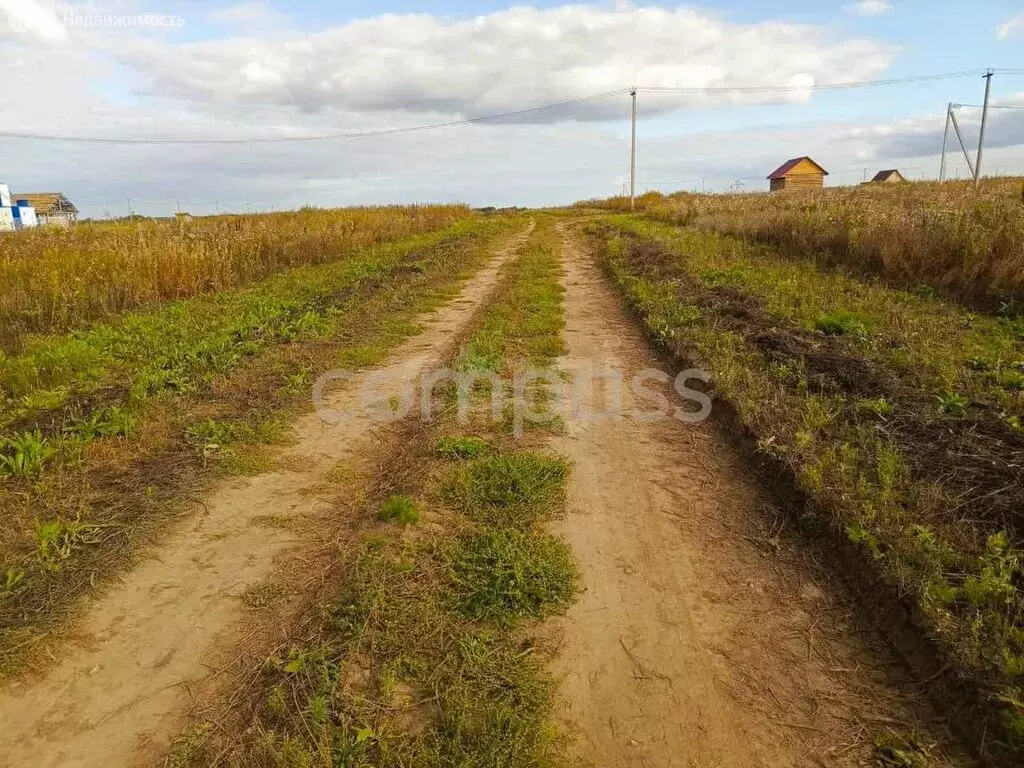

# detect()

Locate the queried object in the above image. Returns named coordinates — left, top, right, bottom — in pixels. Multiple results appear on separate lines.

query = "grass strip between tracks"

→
left=167, top=219, right=579, bottom=767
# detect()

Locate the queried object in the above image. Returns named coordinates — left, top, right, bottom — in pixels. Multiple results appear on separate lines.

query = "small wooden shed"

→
left=870, top=169, right=906, bottom=184
left=766, top=157, right=828, bottom=192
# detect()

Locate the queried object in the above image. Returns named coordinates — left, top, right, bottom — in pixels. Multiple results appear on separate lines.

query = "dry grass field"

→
left=583, top=177, right=1024, bottom=311
left=0, top=205, right=470, bottom=349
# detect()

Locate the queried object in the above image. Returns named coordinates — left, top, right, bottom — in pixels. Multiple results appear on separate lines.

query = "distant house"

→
left=12, top=193, right=78, bottom=227
left=767, top=157, right=828, bottom=192
left=869, top=169, right=906, bottom=184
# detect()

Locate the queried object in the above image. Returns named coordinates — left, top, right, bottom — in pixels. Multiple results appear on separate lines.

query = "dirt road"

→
left=548, top=224, right=959, bottom=767
left=0, top=218, right=965, bottom=768
left=0, top=223, right=534, bottom=768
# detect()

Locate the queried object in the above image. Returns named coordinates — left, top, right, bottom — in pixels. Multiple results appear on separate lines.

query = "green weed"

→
left=935, top=390, right=970, bottom=416
left=857, top=397, right=894, bottom=418
left=35, top=518, right=100, bottom=573
left=427, top=630, right=560, bottom=766
left=997, top=370, right=1024, bottom=391
left=814, top=311, right=868, bottom=336
left=1, top=567, right=25, bottom=600
left=449, top=527, right=576, bottom=625
left=378, top=495, right=421, bottom=525
left=435, top=435, right=490, bottom=460
left=442, top=452, right=567, bottom=527
left=0, top=431, right=55, bottom=479
left=68, top=406, right=136, bottom=440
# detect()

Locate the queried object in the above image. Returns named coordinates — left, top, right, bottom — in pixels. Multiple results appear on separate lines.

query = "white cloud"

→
left=205, top=1, right=289, bottom=30
left=113, top=5, right=895, bottom=120
left=846, top=0, right=892, bottom=16
left=836, top=93, right=1024, bottom=162
left=997, top=13, right=1024, bottom=39
left=0, top=0, right=66, bottom=41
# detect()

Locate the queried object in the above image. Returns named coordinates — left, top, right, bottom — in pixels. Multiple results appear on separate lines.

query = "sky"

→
left=0, top=0, right=1022, bottom=217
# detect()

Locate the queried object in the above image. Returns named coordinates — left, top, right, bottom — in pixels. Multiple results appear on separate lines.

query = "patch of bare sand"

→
left=547, top=225, right=964, bottom=767
left=0, top=222, right=534, bottom=768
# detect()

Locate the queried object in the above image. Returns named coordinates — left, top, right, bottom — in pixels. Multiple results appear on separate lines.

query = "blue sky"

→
left=1, top=0, right=1022, bottom=215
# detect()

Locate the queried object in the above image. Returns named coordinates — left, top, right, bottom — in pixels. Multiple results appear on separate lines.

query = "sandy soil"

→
left=547, top=224, right=962, bottom=767
left=0, top=222, right=534, bottom=768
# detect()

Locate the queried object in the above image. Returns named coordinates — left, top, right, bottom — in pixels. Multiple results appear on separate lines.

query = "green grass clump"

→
left=429, top=630, right=560, bottom=765
left=435, top=435, right=490, bottom=460
left=443, top=452, right=567, bottom=527
left=857, top=397, right=894, bottom=418
left=378, top=495, right=421, bottom=525
left=449, top=528, right=576, bottom=625
left=814, top=311, right=867, bottom=336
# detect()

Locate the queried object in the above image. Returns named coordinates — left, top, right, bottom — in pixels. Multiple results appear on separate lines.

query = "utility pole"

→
left=975, top=69, right=994, bottom=188
left=939, top=102, right=952, bottom=182
left=629, top=87, right=637, bottom=210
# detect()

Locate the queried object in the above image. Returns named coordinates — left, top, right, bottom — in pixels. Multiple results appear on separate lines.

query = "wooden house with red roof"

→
left=766, top=157, right=828, bottom=192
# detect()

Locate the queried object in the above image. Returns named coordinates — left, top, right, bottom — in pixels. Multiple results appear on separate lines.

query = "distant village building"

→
left=767, top=157, right=828, bottom=192
left=869, top=169, right=906, bottom=184
left=12, top=193, right=78, bottom=227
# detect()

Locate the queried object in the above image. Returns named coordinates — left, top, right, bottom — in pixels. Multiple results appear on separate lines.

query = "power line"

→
left=0, top=89, right=628, bottom=145
left=637, top=69, right=989, bottom=94
left=1, top=67, right=1017, bottom=146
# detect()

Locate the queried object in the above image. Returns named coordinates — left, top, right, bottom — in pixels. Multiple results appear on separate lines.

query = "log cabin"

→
left=766, top=157, right=828, bottom=192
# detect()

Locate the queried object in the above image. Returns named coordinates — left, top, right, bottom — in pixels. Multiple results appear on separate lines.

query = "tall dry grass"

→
left=583, top=178, right=1024, bottom=311
left=0, top=205, right=471, bottom=349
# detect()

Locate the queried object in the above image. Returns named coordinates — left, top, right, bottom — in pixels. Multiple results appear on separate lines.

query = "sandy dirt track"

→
left=547, top=224, right=960, bottom=767
left=0, top=223, right=534, bottom=768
